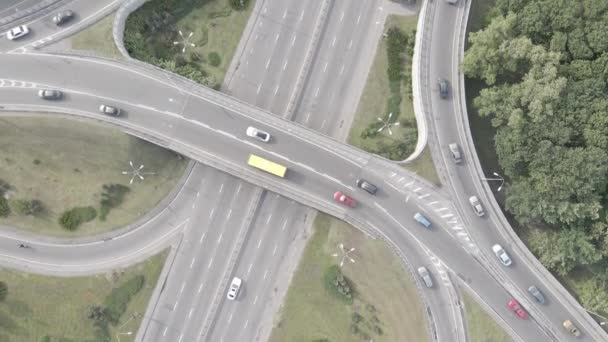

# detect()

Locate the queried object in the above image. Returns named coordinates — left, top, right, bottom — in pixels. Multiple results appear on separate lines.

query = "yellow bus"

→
left=247, top=154, right=287, bottom=178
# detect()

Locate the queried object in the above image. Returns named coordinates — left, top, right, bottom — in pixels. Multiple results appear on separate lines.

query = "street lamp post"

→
left=481, top=172, right=505, bottom=192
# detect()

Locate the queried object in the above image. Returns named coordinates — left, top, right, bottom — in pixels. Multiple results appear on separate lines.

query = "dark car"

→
left=38, top=89, right=62, bottom=100
left=99, top=104, right=121, bottom=117
left=356, top=179, right=377, bottom=195
left=527, top=285, right=545, bottom=304
left=53, top=10, right=74, bottom=25
left=438, top=79, right=449, bottom=99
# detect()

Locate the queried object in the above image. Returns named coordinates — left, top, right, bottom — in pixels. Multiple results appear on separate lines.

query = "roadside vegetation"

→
left=269, top=214, right=429, bottom=342
left=71, top=14, right=122, bottom=59
left=462, top=291, right=513, bottom=342
left=0, top=116, right=188, bottom=236
left=349, top=15, right=418, bottom=162
left=123, top=0, right=253, bottom=89
left=465, top=0, right=608, bottom=320
left=0, top=250, right=167, bottom=342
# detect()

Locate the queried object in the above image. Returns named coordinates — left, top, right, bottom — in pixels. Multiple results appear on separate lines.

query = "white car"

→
left=246, top=126, right=271, bottom=142
left=492, top=244, right=512, bottom=266
left=6, top=25, right=29, bottom=40
left=226, top=277, right=242, bottom=300
left=468, top=196, right=484, bottom=216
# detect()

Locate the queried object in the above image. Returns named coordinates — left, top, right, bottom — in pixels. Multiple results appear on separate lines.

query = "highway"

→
left=0, top=50, right=592, bottom=341
left=0, top=0, right=606, bottom=341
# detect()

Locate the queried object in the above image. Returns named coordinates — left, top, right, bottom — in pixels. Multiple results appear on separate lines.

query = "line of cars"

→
left=5, top=10, right=74, bottom=41
left=37, top=88, right=122, bottom=116
left=438, top=80, right=581, bottom=338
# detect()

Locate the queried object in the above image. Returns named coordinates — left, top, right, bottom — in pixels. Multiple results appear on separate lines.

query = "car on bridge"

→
left=563, top=320, right=581, bottom=337
left=507, top=298, right=528, bottom=319
left=333, top=191, right=356, bottom=208
left=38, top=89, right=62, bottom=100
left=6, top=25, right=29, bottom=40
left=492, top=244, right=512, bottom=266
left=246, top=126, right=271, bottom=142
left=53, top=10, right=75, bottom=25
left=527, top=285, right=545, bottom=304
left=438, top=79, right=449, bottom=99
left=448, top=143, right=462, bottom=163
left=99, top=104, right=121, bottom=117
left=468, top=196, right=484, bottom=216
left=356, top=179, right=377, bottom=195
left=417, top=266, right=434, bottom=288
left=414, top=212, right=431, bottom=228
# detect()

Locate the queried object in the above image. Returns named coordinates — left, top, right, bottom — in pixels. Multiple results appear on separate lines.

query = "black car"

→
left=356, top=179, right=378, bottom=195
left=53, top=10, right=74, bottom=25
left=438, top=79, right=449, bottom=99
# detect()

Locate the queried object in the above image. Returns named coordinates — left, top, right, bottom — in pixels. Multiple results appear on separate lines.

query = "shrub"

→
left=99, top=184, right=130, bottom=221
left=103, top=275, right=145, bottom=324
left=229, top=0, right=249, bottom=10
left=11, top=199, right=44, bottom=216
left=39, top=336, right=51, bottom=342
left=0, top=178, right=11, bottom=196
left=208, top=7, right=232, bottom=19
left=208, top=52, right=221, bottom=67
left=33, top=159, right=41, bottom=165
left=351, top=312, right=363, bottom=323
left=323, top=265, right=354, bottom=304
left=0, top=281, right=7, bottom=301
left=59, top=206, right=97, bottom=231
left=0, top=197, right=10, bottom=217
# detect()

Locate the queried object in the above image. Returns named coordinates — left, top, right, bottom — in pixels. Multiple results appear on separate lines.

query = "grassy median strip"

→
left=462, top=291, right=513, bottom=342
left=71, top=14, right=123, bottom=59
left=0, top=116, right=188, bottom=236
left=0, top=250, right=168, bottom=342
left=269, top=214, right=429, bottom=342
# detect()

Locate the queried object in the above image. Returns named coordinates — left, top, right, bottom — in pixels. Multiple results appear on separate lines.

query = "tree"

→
left=208, top=52, right=221, bottom=67
left=0, top=197, right=10, bottom=217
left=0, top=281, right=7, bottom=301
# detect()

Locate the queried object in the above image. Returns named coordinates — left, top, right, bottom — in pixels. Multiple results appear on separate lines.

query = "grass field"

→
left=269, top=214, right=429, bottom=342
left=0, top=250, right=168, bottom=342
left=462, top=291, right=513, bottom=342
left=403, top=147, right=441, bottom=186
left=71, top=14, right=122, bottom=59
left=125, top=0, right=253, bottom=84
left=349, top=15, right=418, bottom=161
left=0, top=116, right=188, bottom=236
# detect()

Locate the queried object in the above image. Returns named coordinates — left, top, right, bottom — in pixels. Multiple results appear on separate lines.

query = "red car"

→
left=507, top=299, right=528, bottom=319
left=333, top=191, right=357, bottom=208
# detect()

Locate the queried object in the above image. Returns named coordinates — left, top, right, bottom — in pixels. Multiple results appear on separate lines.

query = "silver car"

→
left=99, top=104, right=121, bottom=117
left=246, top=126, right=271, bottom=142
left=226, top=277, right=242, bottom=300
left=468, top=196, right=484, bottom=216
left=448, top=143, right=462, bottom=163
left=38, top=89, right=62, bottom=100
left=492, top=244, right=512, bottom=266
left=417, top=267, right=433, bottom=288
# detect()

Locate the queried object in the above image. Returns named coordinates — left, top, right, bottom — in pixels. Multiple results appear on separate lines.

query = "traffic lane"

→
left=0, top=0, right=120, bottom=52
left=206, top=194, right=293, bottom=341
left=429, top=2, right=591, bottom=340
left=165, top=182, right=255, bottom=342
left=362, top=209, right=550, bottom=341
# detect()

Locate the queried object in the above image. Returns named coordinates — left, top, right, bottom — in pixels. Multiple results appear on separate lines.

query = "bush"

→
left=372, top=325, right=383, bottom=335
left=208, top=7, right=232, bottom=19
left=351, top=312, right=363, bottom=323
left=103, top=275, right=145, bottom=324
left=323, top=265, right=354, bottom=304
left=0, top=178, right=11, bottom=196
left=39, top=336, right=51, bottom=342
left=59, top=206, right=97, bottom=231
left=0, top=281, right=7, bottom=301
left=0, top=197, right=10, bottom=217
left=229, top=0, right=249, bottom=10
left=99, top=184, right=130, bottom=221
left=208, top=52, right=221, bottom=67
left=11, top=199, right=44, bottom=216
